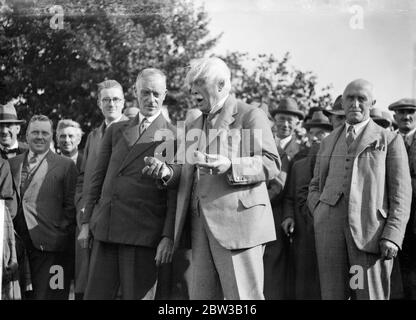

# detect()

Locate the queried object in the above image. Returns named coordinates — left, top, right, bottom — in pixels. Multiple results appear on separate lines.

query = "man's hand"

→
left=281, top=217, right=295, bottom=237
left=142, top=157, right=171, bottom=180
left=379, top=239, right=398, bottom=260
left=195, top=151, right=231, bottom=175
left=155, top=237, right=173, bottom=267
left=77, top=223, right=91, bottom=249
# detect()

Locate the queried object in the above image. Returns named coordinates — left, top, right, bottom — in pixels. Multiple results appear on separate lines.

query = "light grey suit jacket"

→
left=308, top=119, right=412, bottom=253
left=169, top=95, right=281, bottom=250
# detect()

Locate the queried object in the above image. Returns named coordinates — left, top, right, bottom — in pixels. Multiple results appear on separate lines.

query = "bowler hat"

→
left=271, top=98, right=304, bottom=120
left=323, top=95, right=345, bottom=117
left=388, top=98, right=416, bottom=111
left=370, top=108, right=391, bottom=129
left=0, top=103, right=26, bottom=124
left=303, top=111, right=333, bottom=131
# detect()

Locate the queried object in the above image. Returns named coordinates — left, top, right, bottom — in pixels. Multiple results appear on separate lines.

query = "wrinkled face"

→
left=98, top=87, right=125, bottom=122
left=136, top=74, right=167, bottom=117
left=342, top=84, right=374, bottom=124
left=57, top=127, right=81, bottom=155
left=307, top=127, right=331, bottom=144
left=273, top=113, right=299, bottom=139
left=330, top=114, right=346, bottom=129
left=0, top=123, right=20, bottom=148
left=26, top=120, right=52, bottom=154
left=190, top=78, right=222, bottom=113
left=394, top=108, right=416, bottom=134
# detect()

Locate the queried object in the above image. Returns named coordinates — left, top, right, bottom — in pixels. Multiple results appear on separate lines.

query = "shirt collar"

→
left=139, top=110, right=161, bottom=124
left=70, top=152, right=78, bottom=164
left=28, top=149, right=49, bottom=161
left=0, top=140, right=19, bottom=151
left=400, top=127, right=416, bottom=145
left=345, top=118, right=371, bottom=137
left=209, top=94, right=229, bottom=115
left=105, top=114, right=124, bottom=127
left=278, top=135, right=293, bottom=150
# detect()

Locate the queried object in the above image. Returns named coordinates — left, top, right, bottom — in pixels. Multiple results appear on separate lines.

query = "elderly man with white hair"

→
left=143, top=57, right=281, bottom=299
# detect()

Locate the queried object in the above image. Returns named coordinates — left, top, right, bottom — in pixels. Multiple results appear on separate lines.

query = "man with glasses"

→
left=389, top=98, right=416, bottom=299
left=265, top=98, right=305, bottom=299
left=74, top=80, right=128, bottom=300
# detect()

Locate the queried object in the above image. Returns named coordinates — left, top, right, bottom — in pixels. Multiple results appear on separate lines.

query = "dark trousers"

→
left=25, top=247, right=72, bottom=300
left=84, top=240, right=158, bottom=300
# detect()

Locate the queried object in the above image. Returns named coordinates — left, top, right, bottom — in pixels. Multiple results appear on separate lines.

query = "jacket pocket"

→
left=238, top=196, right=266, bottom=209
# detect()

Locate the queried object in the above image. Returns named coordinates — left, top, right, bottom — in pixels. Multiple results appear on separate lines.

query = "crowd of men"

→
left=1, top=57, right=416, bottom=300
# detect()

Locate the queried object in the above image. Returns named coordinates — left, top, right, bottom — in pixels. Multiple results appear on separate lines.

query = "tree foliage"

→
left=0, top=0, right=220, bottom=135
left=221, top=51, right=333, bottom=117
left=0, top=0, right=332, bottom=142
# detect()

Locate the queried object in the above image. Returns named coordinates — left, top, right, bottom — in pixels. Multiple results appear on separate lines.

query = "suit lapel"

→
left=25, top=151, right=58, bottom=195
left=321, top=124, right=344, bottom=180
left=118, top=113, right=167, bottom=171
left=10, top=153, right=25, bottom=200
left=355, top=119, right=382, bottom=156
left=206, top=95, right=237, bottom=150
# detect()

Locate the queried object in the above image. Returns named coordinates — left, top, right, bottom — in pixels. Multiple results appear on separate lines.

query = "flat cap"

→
left=388, top=98, right=416, bottom=111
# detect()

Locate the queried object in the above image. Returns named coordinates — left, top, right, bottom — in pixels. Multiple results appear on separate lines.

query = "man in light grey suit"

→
left=308, top=79, right=411, bottom=299
left=143, top=57, right=280, bottom=299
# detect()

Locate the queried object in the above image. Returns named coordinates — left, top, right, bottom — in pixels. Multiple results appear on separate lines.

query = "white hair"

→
left=56, top=119, right=83, bottom=139
left=185, top=57, right=231, bottom=93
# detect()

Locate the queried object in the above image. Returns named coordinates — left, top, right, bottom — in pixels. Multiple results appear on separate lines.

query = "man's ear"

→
left=16, top=125, right=21, bottom=134
left=372, top=99, right=377, bottom=107
left=218, top=80, right=225, bottom=92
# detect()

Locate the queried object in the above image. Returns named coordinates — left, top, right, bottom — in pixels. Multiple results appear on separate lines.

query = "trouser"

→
left=190, top=212, right=265, bottom=300
left=314, top=197, right=393, bottom=300
left=84, top=240, right=158, bottom=300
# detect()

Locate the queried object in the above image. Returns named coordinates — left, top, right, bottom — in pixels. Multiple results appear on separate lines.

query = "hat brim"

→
left=272, top=110, right=304, bottom=120
left=303, top=122, right=333, bottom=131
left=388, top=105, right=416, bottom=111
left=0, top=119, right=25, bottom=124
left=372, top=118, right=391, bottom=128
left=323, top=109, right=345, bottom=117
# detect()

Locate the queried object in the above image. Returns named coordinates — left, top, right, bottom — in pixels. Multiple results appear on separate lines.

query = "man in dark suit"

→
left=282, top=111, right=333, bottom=299
left=264, top=98, right=304, bottom=299
left=9, top=115, right=78, bottom=299
left=78, top=69, right=176, bottom=300
left=74, top=80, right=128, bottom=299
left=389, top=98, right=416, bottom=299
left=0, top=103, right=28, bottom=160
left=308, top=79, right=411, bottom=299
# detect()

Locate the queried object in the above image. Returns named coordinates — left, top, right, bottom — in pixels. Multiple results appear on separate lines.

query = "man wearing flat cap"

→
left=264, top=97, right=305, bottom=299
left=0, top=103, right=27, bottom=160
left=323, top=95, right=346, bottom=130
left=282, top=111, right=333, bottom=299
left=389, top=98, right=416, bottom=299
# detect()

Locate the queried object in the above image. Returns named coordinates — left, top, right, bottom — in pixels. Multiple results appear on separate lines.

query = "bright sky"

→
left=196, top=0, right=416, bottom=111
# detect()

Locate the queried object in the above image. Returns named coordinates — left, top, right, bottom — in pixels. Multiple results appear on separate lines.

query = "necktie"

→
left=346, top=125, right=355, bottom=147
left=28, top=153, right=39, bottom=170
left=139, top=117, right=150, bottom=136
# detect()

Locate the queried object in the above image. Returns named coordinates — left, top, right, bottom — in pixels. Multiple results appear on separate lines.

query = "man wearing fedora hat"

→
left=0, top=103, right=27, bottom=160
left=389, top=98, right=416, bottom=299
left=323, top=95, right=346, bottom=130
left=281, top=111, right=332, bottom=299
left=264, top=97, right=305, bottom=299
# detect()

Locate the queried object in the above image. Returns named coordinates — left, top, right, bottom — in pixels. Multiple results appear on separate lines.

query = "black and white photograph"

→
left=0, top=0, right=416, bottom=306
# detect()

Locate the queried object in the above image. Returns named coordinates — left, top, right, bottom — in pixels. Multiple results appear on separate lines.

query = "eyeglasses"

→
left=101, top=97, right=123, bottom=104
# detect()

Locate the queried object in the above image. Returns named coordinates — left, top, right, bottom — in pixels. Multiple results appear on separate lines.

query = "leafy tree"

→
left=0, top=0, right=220, bottom=139
left=221, top=51, right=333, bottom=117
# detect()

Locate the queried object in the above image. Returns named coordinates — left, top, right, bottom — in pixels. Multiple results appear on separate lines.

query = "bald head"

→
left=342, top=79, right=376, bottom=125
